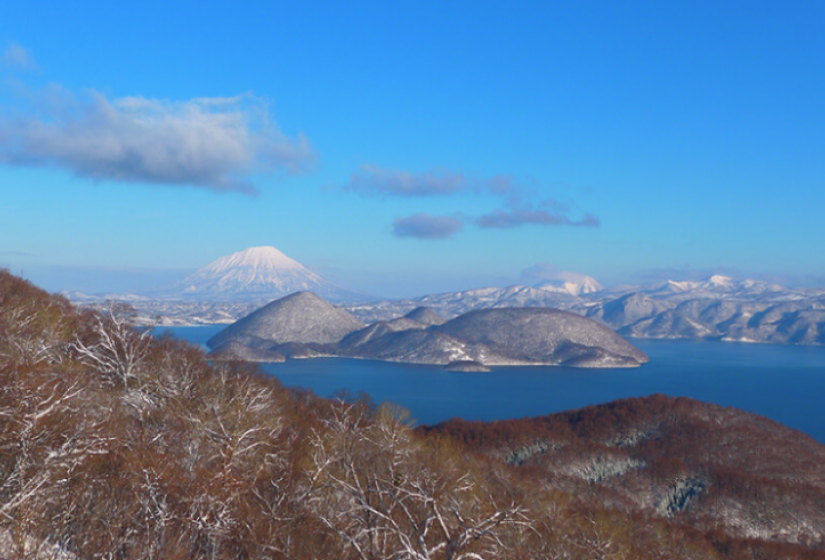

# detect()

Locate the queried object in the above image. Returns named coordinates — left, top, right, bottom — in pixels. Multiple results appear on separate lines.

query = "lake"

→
left=160, top=326, right=825, bottom=443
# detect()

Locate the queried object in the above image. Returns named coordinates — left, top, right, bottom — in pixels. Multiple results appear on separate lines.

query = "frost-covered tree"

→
left=307, top=401, right=528, bottom=560
left=71, top=301, right=152, bottom=388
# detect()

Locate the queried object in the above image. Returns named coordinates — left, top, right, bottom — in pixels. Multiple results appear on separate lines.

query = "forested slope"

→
left=1, top=269, right=823, bottom=559
left=425, top=395, right=825, bottom=555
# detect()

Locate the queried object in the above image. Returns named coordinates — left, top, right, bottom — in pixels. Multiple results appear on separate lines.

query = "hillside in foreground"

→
left=424, top=395, right=825, bottom=549
left=2, top=269, right=825, bottom=559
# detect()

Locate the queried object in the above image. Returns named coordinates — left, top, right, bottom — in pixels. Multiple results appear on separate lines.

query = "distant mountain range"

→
left=62, top=247, right=825, bottom=346
left=346, top=275, right=825, bottom=346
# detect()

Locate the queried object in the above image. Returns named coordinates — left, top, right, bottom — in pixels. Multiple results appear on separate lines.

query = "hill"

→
left=208, top=293, right=649, bottom=367
left=434, top=307, right=649, bottom=367
left=404, top=306, right=446, bottom=325
left=207, top=290, right=364, bottom=352
left=423, top=394, right=825, bottom=550
left=2, top=268, right=825, bottom=559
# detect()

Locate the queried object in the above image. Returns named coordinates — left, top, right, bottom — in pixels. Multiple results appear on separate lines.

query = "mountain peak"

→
left=208, top=290, right=365, bottom=348
left=534, top=275, right=604, bottom=296
left=707, top=275, right=734, bottom=286
left=171, top=246, right=370, bottom=302
left=405, top=306, right=447, bottom=326
left=278, top=290, right=327, bottom=304
left=203, top=246, right=305, bottom=273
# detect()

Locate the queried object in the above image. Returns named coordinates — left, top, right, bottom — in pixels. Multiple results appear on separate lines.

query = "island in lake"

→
left=206, top=291, right=649, bottom=368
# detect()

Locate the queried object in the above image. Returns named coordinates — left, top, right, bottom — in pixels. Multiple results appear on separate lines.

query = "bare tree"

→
left=179, top=365, right=287, bottom=560
left=0, top=373, right=106, bottom=560
left=307, top=401, right=529, bottom=560
left=71, top=302, right=152, bottom=388
left=0, top=299, right=73, bottom=371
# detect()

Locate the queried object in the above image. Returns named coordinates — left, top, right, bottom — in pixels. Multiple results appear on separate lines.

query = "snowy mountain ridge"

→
left=340, top=274, right=825, bottom=346
left=609, top=275, right=802, bottom=302
left=62, top=251, right=825, bottom=346
left=534, top=275, right=604, bottom=296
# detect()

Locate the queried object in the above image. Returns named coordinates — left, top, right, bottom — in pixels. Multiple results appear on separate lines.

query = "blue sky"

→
left=1, top=1, right=823, bottom=298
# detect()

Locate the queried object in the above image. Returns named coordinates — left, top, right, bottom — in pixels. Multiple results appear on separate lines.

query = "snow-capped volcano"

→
left=171, top=246, right=369, bottom=302
left=204, top=246, right=306, bottom=273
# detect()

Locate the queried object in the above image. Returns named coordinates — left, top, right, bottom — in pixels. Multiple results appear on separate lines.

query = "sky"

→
left=0, top=1, right=824, bottom=298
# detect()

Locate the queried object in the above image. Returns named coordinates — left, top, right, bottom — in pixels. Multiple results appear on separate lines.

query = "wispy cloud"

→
left=1, top=42, right=38, bottom=70
left=343, top=164, right=599, bottom=235
left=477, top=208, right=599, bottom=229
left=0, top=64, right=315, bottom=193
left=343, top=164, right=517, bottom=197
left=392, top=213, right=464, bottom=239
left=0, top=250, right=34, bottom=257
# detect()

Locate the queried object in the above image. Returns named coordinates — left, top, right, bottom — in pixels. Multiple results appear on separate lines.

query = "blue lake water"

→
left=160, top=326, right=825, bottom=443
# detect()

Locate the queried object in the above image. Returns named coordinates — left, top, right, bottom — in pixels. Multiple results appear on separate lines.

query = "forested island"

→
left=206, top=291, right=649, bottom=368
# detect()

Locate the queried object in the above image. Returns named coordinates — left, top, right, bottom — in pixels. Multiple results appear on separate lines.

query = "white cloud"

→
left=343, top=164, right=518, bottom=197
left=477, top=208, right=599, bottom=229
left=1, top=42, right=38, bottom=69
left=342, top=165, right=600, bottom=234
left=392, top=213, right=464, bottom=239
left=0, top=87, right=314, bottom=193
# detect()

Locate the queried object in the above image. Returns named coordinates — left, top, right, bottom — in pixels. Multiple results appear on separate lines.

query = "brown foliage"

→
left=423, top=392, right=825, bottom=555
left=1, top=269, right=823, bottom=559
